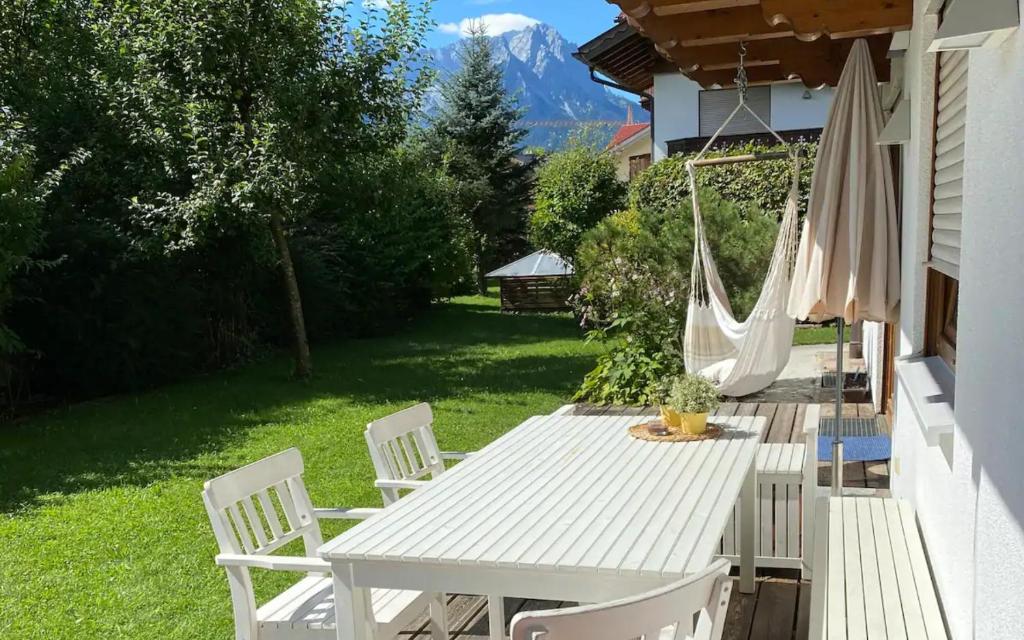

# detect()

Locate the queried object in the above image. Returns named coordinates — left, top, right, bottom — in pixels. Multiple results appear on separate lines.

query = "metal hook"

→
left=735, top=41, right=749, bottom=103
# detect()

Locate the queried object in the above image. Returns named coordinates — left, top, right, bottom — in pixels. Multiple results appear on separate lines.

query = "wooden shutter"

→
left=699, top=87, right=771, bottom=137
left=930, top=49, right=968, bottom=279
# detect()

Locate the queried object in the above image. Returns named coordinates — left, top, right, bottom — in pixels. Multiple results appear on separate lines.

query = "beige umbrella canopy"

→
left=788, top=39, right=901, bottom=324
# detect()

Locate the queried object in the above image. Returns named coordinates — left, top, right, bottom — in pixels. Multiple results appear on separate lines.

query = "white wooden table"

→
left=320, top=412, right=765, bottom=640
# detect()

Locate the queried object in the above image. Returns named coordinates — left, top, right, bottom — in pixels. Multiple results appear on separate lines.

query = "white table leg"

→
left=487, top=595, right=505, bottom=640
left=429, top=592, right=449, bottom=640
left=333, top=564, right=369, bottom=640
left=740, top=459, right=757, bottom=594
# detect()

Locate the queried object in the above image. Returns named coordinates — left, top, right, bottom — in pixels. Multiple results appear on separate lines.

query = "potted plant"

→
left=665, top=374, right=721, bottom=435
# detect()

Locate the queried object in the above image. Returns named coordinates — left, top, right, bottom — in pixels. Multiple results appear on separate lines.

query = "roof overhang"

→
left=574, top=20, right=659, bottom=96
left=604, top=0, right=912, bottom=88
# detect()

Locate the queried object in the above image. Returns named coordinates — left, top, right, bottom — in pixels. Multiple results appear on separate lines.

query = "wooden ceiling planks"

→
left=606, top=0, right=908, bottom=87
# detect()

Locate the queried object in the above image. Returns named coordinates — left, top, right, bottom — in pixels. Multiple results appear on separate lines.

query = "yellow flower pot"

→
left=679, top=411, right=709, bottom=435
left=659, top=405, right=682, bottom=428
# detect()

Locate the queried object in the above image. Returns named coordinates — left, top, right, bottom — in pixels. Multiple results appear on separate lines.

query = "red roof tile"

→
left=608, top=122, right=650, bottom=150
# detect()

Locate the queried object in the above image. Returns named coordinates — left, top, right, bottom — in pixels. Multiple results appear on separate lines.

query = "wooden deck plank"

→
left=791, top=403, right=809, bottom=444
left=749, top=580, right=798, bottom=640
left=795, top=582, right=812, bottom=640
left=767, top=402, right=797, bottom=443
left=722, top=581, right=760, bottom=640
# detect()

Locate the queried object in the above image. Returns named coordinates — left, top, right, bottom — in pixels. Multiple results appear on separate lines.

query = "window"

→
left=925, top=41, right=966, bottom=370
left=928, top=49, right=967, bottom=278
left=926, top=269, right=958, bottom=369
left=628, top=153, right=651, bottom=180
left=698, top=86, right=771, bottom=137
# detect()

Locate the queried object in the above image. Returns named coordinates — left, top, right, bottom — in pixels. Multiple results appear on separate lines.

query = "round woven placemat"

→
left=628, top=421, right=723, bottom=442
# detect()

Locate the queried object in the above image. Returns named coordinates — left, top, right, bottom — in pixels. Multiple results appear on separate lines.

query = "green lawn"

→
left=793, top=325, right=849, bottom=346
left=0, top=293, right=604, bottom=640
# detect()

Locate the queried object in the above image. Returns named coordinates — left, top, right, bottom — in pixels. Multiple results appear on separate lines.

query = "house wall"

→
left=652, top=72, right=700, bottom=160
left=612, top=133, right=652, bottom=181
left=891, top=2, right=1024, bottom=639
left=769, top=83, right=833, bottom=131
left=650, top=74, right=834, bottom=161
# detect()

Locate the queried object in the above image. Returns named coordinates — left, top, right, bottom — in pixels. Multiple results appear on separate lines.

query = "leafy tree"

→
left=87, top=0, right=434, bottom=377
left=529, top=144, right=626, bottom=261
left=427, top=24, right=531, bottom=294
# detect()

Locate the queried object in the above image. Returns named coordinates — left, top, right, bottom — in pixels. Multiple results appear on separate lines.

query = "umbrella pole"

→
left=832, top=318, right=845, bottom=496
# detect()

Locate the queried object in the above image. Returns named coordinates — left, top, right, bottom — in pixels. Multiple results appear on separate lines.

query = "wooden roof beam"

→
left=611, top=0, right=913, bottom=45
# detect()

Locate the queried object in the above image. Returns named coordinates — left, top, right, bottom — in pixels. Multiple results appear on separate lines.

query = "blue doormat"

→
left=818, top=436, right=891, bottom=462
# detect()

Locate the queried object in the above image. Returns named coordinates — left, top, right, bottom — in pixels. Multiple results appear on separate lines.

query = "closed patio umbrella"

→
left=787, top=39, right=901, bottom=495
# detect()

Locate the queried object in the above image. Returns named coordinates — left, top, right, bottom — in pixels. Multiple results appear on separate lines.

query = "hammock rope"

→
left=681, top=42, right=802, bottom=397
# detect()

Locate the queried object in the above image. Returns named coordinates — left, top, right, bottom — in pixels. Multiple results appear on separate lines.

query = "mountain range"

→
left=425, top=24, right=645, bottom=149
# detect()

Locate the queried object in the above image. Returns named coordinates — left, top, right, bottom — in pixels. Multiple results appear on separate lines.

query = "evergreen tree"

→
left=429, top=25, right=531, bottom=294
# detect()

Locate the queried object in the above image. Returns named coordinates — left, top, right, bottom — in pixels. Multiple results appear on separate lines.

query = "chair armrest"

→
left=440, top=451, right=474, bottom=461
left=314, top=507, right=383, bottom=520
left=374, top=479, right=429, bottom=491
left=215, top=554, right=330, bottom=573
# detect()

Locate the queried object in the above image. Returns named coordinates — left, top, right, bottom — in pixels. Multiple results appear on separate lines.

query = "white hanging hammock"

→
left=682, top=47, right=801, bottom=396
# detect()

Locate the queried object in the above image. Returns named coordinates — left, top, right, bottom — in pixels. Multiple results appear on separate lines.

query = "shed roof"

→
left=486, top=250, right=574, bottom=279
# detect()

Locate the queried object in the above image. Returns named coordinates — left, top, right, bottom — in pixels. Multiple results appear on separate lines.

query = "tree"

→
left=529, top=143, right=626, bottom=261
left=428, top=24, right=531, bottom=294
left=88, top=0, right=434, bottom=377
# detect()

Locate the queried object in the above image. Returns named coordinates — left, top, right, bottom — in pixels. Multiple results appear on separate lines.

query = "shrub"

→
left=629, top=140, right=817, bottom=217
left=573, top=190, right=778, bottom=405
left=529, top=146, right=626, bottom=260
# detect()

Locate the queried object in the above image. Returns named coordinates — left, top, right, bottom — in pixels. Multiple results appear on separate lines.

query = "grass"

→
left=0, top=292, right=605, bottom=640
left=794, top=325, right=850, bottom=346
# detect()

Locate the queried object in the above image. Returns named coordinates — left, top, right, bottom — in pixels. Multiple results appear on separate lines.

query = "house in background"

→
left=606, top=107, right=651, bottom=181
left=575, top=17, right=835, bottom=163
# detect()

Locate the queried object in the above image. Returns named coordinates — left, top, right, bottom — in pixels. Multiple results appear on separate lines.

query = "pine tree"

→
left=429, top=25, right=531, bottom=294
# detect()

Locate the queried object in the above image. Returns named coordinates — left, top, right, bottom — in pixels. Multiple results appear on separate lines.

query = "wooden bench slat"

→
left=898, top=500, right=948, bottom=639
left=856, top=498, right=887, bottom=639
left=811, top=497, right=948, bottom=640
left=842, top=497, right=868, bottom=640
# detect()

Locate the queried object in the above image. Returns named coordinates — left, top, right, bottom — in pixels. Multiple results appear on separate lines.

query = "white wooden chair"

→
left=364, top=403, right=473, bottom=505
left=202, top=448, right=445, bottom=640
left=509, top=559, right=733, bottom=640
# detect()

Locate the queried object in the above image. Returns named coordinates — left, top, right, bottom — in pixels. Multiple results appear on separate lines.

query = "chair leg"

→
left=428, top=593, right=449, bottom=640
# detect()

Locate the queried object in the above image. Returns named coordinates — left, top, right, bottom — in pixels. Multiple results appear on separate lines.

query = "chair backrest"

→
left=510, top=559, right=732, bottom=640
left=202, top=449, right=325, bottom=640
left=365, top=403, right=445, bottom=504
left=203, top=448, right=324, bottom=557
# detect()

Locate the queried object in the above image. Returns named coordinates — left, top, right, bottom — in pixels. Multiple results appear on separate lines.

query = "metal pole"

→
left=832, top=318, right=845, bottom=496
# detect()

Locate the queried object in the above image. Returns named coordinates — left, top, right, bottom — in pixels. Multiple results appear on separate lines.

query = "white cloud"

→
left=437, top=13, right=540, bottom=38
left=363, top=0, right=390, bottom=8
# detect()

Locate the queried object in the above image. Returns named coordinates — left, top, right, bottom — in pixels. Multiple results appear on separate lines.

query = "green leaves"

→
left=629, top=140, right=818, bottom=218
left=572, top=190, right=778, bottom=406
left=529, top=145, right=626, bottom=261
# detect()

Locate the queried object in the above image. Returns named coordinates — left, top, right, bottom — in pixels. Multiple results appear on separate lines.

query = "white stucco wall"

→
left=652, top=72, right=700, bottom=160
left=769, top=83, right=833, bottom=131
left=891, top=2, right=1024, bottom=638
left=612, top=132, right=652, bottom=182
left=651, top=75, right=833, bottom=161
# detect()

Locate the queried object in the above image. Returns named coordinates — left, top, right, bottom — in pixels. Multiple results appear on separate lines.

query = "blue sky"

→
left=426, top=0, right=620, bottom=47
left=361, top=1, right=623, bottom=49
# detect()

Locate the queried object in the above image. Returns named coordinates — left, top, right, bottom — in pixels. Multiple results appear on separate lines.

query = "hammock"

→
left=682, top=47, right=801, bottom=396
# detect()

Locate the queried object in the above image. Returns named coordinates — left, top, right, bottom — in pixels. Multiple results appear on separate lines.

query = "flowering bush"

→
left=572, top=190, right=777, bottom=405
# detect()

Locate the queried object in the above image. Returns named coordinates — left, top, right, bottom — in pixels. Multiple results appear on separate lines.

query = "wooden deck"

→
left=397, top=402, right=888, bottom=640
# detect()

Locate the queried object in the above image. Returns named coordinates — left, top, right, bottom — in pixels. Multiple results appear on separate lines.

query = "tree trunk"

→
left=268, top=211, right=312, bottom=378
left=474, top=235, right=487, bottom=295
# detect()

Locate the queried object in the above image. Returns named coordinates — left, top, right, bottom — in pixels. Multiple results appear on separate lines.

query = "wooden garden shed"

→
left=486, top=250, right=574, bottom=312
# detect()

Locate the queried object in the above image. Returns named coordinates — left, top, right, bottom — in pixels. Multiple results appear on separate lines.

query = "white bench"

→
left=809, top=496, right=948, bottom=639
left=719, top=405, right=820, bottom=576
